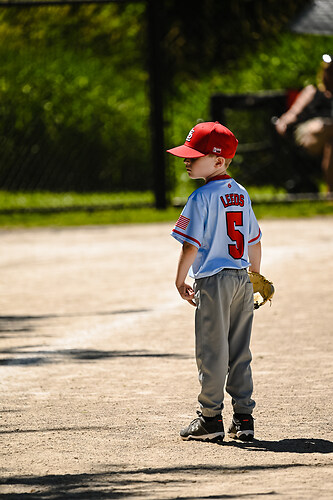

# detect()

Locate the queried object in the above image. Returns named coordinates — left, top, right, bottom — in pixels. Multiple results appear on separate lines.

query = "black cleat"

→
left=228, top=413, right=254, bottom=441
left=180, top=411, right=224, bottom=442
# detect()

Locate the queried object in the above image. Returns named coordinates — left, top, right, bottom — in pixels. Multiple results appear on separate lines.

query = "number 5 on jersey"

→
left=226, top=211, right=244, bottom=259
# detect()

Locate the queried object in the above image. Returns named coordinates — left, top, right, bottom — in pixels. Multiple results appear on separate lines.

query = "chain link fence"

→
left=0, top=0, right=328, bottom=211
left=0, top=0, right=154, bottom=195
left=210, top=90, right=323, bottom=194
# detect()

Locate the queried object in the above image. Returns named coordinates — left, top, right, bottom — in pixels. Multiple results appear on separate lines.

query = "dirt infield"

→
left=1, top=217, right=333, bottom=499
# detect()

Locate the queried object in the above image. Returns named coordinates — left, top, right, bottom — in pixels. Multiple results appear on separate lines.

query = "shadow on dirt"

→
left=0, top=309, right=150, bottom=337
left=224, top=438, right=333, bottom=454
left=0, top=310, right=190, bottom=366
left=0, top=348, right=190, bottom=366
left=0, top=463, right=310, bottom=499
left=0, top=425, right=113, bottom=435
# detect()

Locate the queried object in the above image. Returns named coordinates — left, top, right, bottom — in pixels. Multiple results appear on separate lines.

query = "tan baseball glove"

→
left=248, top=271, right=275, bottom=309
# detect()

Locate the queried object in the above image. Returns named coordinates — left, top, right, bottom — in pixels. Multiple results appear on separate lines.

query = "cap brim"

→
left=166, top=145, right=205, bottom=158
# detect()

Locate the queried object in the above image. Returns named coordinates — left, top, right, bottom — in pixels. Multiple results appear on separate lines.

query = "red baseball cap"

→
left=166, top=121, right=238, bottom=159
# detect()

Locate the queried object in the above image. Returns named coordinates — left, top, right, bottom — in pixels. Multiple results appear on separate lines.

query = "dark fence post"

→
left=146, top=0, right=167, bottom=209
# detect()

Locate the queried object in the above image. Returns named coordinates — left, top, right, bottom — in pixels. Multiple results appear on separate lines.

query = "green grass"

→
left=0, top=206, right=181, bottom=227
left=252, top=200, right=333, bottom=219
left=0, top=190, right=332, bottom=228
left=0, top=190, right=154, bottom=210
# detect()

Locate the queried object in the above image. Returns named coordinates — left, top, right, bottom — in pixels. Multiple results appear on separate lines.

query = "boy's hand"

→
left=175, top=241, right=198, bottom=306
left=176, top=283, right=196, bottom=307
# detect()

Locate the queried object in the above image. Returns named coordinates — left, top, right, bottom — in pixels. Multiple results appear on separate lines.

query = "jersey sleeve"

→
left=248, top=200, right=262, bottom=245
left=171, top=191, right=206, bottom=249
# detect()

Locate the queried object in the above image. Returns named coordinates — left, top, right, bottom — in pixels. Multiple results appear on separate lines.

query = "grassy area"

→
left=0, top=189, right=332, bottom=228
left=0, top=190, right=154, bottom=210
left=0, top=206, right=181, bottom=228
left=253, top=200, right=333, bottom=219
left=0, top=185, right=288, bottom=211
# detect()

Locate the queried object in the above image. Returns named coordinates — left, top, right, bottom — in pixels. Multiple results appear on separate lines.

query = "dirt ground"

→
left=0, top=217, right=333, bottom=499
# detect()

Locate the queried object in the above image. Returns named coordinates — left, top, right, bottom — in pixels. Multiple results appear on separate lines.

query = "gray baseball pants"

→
left=194, top=268, right=255, bottom=417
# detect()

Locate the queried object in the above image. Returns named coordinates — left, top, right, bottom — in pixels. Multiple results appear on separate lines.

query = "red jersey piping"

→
left=206, top=174, right=231, bottom=184
left=249, top=230, right=261, bottom=244
left=172, top=229, right=201, bottom=247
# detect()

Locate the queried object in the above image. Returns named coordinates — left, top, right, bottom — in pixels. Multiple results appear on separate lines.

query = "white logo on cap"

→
left=186, top=128, right=195, bottom=142
left=213, top=147, right=221, bottom=153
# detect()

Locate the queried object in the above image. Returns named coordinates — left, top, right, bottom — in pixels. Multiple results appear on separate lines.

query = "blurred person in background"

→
left=275, top=54, right=333, bottom=193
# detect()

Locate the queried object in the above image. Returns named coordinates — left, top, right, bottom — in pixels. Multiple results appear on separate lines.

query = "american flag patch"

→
left=175, top=215, right=190, bottom=230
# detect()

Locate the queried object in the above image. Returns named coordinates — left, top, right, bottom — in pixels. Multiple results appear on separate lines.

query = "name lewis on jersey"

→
left=220, top=193, right=244, bottom=208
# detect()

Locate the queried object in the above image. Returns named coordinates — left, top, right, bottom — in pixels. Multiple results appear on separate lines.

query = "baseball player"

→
left=167, top=121, right=262, bottom=442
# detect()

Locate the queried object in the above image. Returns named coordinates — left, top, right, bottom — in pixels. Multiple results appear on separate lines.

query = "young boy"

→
left=167, top=121, right=262, bottom=442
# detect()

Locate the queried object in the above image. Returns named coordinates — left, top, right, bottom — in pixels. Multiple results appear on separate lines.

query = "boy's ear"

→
left=215, top=156, right=226, bottom=168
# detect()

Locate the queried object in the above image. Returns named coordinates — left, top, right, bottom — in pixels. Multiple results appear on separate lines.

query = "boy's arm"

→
left=248, top=241, right=261, bottom=273
left=175, top=241, right=198, bottom=307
